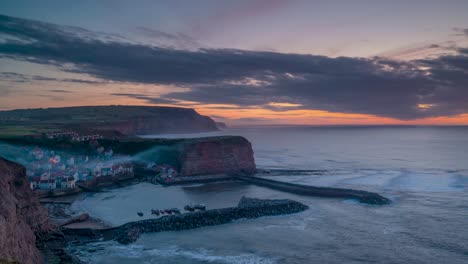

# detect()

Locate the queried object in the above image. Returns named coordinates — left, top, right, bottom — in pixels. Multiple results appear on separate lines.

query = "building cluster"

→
left=146, top=162, right=178, bottom=178
left=24, top=144, right=133, bottom=191
left=45, top=131, right=103, bottom=142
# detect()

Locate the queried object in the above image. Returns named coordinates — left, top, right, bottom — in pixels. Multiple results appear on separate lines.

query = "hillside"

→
left=0, top=105, right=219, bottom=136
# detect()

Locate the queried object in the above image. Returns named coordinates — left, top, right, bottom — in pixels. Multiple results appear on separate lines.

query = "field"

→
left=0, top=125, right=56, bottom=137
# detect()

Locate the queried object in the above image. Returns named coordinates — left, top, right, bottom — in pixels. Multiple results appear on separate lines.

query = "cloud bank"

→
left=1, top=14, right=467, bottom=120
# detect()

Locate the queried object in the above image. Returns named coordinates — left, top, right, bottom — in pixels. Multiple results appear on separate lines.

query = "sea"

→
left=70, top=126, right=468, bottom=264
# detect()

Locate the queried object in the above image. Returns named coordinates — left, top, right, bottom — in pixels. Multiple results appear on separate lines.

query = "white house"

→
left=39, top=179, right=56, bottom=189
left=61, top=177, right=76, bottom=188
left=29, top=177, right=40, bottom=189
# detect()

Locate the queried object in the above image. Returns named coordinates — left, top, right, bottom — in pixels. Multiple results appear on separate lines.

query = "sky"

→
left=0, top=0, right=468, bottom=125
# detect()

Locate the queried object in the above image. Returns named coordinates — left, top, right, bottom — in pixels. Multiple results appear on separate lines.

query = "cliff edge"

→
left=178, top=136, right=256, bottom=176
left=0, top=157, right=54, bottom=264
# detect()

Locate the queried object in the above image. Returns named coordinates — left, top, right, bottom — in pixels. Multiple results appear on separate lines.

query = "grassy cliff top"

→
left=0, top=105, right=199, bottom=123
left=0, top=105, right=213, bottom=137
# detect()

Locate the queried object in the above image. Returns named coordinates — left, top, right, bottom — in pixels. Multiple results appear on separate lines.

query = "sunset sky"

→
left=1, top=0, right=468, bottom=125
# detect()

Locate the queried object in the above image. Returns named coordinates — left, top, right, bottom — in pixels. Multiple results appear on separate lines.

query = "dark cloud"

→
left=110, top=93, right=179, bottom=104
left=1, top=14, right=468, bottom=120
left=453, top=27, right=468, bottom=37
left=48, top=89, right=72, bottom=93
left=135, top=27, right=200, bottom=49
left=230, top=117, right=273, bottom=123
left=0, top=71, right=105, bottom=84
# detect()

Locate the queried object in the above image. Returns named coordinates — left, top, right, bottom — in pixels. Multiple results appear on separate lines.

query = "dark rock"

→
left=237, top=176, right=391, bottom=205
left=114, top=197, right=308, bottom=244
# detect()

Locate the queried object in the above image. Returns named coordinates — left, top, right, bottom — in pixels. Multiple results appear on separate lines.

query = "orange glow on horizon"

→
left=2, top=91, right=468, bottom=125
left=194, top=105, right=468, bottom=126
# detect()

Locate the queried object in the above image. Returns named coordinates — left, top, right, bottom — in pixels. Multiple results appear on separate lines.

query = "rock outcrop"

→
left=0, top=157, right=54, bottom=264
left=178, top=136, right=256, bottom=176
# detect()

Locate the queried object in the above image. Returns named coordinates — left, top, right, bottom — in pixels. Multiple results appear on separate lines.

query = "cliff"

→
left=177, top=136, right=256, bottom=176
left=93, top=107, right=219, bottom=135
left=0, top=157, right=54, bottom=264
left=0, top=105, right=219, bottom=136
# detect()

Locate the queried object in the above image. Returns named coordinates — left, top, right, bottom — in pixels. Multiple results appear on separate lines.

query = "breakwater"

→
left=236, top=176, right=390, bottom=205
left=110, top=197, right=308, bottom=244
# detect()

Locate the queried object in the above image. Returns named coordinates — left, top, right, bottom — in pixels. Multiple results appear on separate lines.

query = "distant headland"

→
left=0, top=105, right=222, bottom=137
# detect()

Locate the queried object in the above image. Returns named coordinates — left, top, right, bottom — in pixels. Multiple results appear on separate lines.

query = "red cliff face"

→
left=0, top=157, right=54, bottom=264
left=94, top=107, right=219, bottom=136
left=178, top=136, right=256, bottom=176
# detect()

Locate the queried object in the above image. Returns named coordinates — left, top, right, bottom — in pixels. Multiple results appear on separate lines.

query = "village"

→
left=22, top=131, right=134, bottom=192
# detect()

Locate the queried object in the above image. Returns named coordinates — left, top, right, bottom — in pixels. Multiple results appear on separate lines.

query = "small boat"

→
left=137, top=212, right=143, bottom=217
left=194, top=204, right=206, bottom=211
left=184, top=205, right=195, bottom=212
left=151, top=209, right=160, bottom=216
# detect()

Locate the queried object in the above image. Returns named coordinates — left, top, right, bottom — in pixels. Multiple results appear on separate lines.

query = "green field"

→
left=0, top=125, right=56, bottom=137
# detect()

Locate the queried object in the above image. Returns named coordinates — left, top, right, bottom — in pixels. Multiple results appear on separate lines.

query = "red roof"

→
left=40, top=180, right=55, bottom=184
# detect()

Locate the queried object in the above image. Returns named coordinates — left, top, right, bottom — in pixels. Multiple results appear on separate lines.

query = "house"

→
left=76, top=170, right=90, bottom=181
left=39, top=179, right=56, bottom=189
left=46, top=131, right=78, bottom=139
left=61, top=176, right=76, bottom=189
left=157, top=164, right=177, bottom=178
left=49, top=155, right=61, bottom=164
left=112, top=165, right=123, bottom=174
left=29, top=177, right=41, bottom=189
left=72, top=134, right=103, bottom=142
left=101, top=167, right=113, bottom=177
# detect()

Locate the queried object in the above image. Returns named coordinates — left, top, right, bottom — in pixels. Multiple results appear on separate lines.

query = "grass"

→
left=0, top=125, right=56, bottom=137
left=0, top=126, right=38, bottom=137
